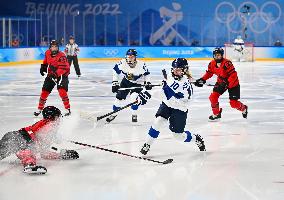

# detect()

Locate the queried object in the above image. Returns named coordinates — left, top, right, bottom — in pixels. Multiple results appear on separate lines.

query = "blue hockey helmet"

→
left=126, top=49, right=137, bottom=56
left=126, top=49, right=137, bottom=68
left=171, top=58, right=189, bottom=80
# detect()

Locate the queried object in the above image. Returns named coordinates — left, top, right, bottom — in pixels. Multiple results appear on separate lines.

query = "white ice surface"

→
left=0, top=60, right=284, bottom=200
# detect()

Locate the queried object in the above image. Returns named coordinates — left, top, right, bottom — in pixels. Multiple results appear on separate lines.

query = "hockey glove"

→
left=60, top=149, right=79, bottom=160
left=194, top=78, right=206, bottom=87
left=137, top=90, right=151, bottom=105
left=144, top=82, right=153, bottom=90
left=112, top=81, right=120, bottom=93
left=40, top=64, right=48, bottom=76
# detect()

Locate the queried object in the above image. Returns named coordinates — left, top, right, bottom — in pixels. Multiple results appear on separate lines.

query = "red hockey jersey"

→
left=23, top=119, right=54, bottom=141
left=202, top=58, right=239, bottom=89
left=43, top=49, right=70, bottom=77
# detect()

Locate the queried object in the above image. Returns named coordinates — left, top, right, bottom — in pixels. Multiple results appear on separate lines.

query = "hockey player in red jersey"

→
left=0, top=106, right=79, bottom=174
left=194, top=47, right=248, bottom=121
left=34, top=40, right=71, bottom=117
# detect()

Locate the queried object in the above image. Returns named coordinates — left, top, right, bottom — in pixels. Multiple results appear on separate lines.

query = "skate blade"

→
left=93, top=119, right=105, bottom=128
left=208, top=119, right=220, bottom=122
left=24, top=169, right=47, bottom=175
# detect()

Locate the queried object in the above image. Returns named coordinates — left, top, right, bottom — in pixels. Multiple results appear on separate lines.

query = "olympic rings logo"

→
left=23, top=49, right=30, bottom=57
left=215, top=1, right=282, bottom=34
left=104, top=49, right=119, bottom=57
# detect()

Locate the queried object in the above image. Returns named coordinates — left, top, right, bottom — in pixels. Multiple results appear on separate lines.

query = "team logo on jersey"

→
left=104, top=49, right=119, bottom=57
left=126, top=73, right=134, bottom=80
left=215, top=1, right=282, bottom=34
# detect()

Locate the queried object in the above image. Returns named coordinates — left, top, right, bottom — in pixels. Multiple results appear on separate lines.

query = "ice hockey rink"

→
left=0, top=60, right=283, bottom=200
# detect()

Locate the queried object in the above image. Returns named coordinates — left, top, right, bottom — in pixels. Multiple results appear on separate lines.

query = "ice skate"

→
left=132, top=114, right=137, bottom=122
left=194, top=134, right=206, bottom=151
left=140, top=143, right=150, bottom=155
left=242, top=105, right=248, bottom=118
left=208, top=108, right=222, bottom=122
left=64, top=109, right=71, bottom=116
left=23, top=164, right=47, bottom=175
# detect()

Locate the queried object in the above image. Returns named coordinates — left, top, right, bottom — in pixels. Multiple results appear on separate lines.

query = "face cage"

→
left=50, top=45, right=59, bottom=56
left=213, top=53, right=223, bottom=63
left=171, top=67, right=188, bottom=80
left=126, top=56, right=137, bottom=68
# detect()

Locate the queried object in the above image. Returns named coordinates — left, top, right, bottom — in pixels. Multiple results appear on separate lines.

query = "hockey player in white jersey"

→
left=233, top=35, right=245, bottom=62
left=106, top=49, right=152, bottom=123
left=139, top=58, right=206, bottom=155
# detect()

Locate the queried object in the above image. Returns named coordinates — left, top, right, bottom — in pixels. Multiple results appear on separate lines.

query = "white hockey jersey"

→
left=65, top=43, right=79, bottom=56
left=233, top=38, right=244, bottom=52
left=113, top=59, right=150, bottom=84
left=162, top=75, right=193, bottom=112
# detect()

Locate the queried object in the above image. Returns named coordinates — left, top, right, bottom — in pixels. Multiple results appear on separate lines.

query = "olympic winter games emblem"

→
left=215, top=1, right=282, bottom=33
left=104, top=49, right=119, bottom=57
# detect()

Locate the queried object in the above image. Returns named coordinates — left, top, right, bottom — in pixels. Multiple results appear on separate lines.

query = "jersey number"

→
left=170, top=81, right=179, bottom=90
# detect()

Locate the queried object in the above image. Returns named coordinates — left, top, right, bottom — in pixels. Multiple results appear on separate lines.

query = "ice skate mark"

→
left=98, top=137, right=172, bottom=147
left=234, top=180, right=260, bottom=200
left=207, top=133, right=241, bottom=137
left=274, top=181, right=284, bottom=184
left=0, top=166, right=17, bottom=176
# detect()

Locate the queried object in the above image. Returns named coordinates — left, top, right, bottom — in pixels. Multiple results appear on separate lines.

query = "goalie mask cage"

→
left=224, top=42, right=254, bottom=62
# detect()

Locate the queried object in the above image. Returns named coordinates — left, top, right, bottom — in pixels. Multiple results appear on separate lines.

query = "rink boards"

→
left=0, top=46, right=284, bottom=65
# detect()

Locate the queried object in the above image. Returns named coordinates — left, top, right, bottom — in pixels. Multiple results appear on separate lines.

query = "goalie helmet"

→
left=125, top=49, right=137, bottom=68
left=171, top=58, right=189, bottom=80
left=42, top=106, right=62, bottom=120
left=213, top=47, right=224, bottom=63
left=49, top=40, right=59, bottom=56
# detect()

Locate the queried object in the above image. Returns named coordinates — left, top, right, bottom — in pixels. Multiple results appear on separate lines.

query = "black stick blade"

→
left=162, top=159, right=173, bottom=164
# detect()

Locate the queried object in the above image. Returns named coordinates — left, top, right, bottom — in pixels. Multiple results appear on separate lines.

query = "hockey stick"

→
left=97, top=100, right=137, bottom=121
left=69, top=140, right=173, bottom=164
left=191, top=81, right=215, bottom=87
left=162, top=69, right=167, bottom=80
left=162, top=68, right=214, bottom=86
left=118, top=84, right=162, bottom=91
left=80, top=100, right=138, bottom=123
